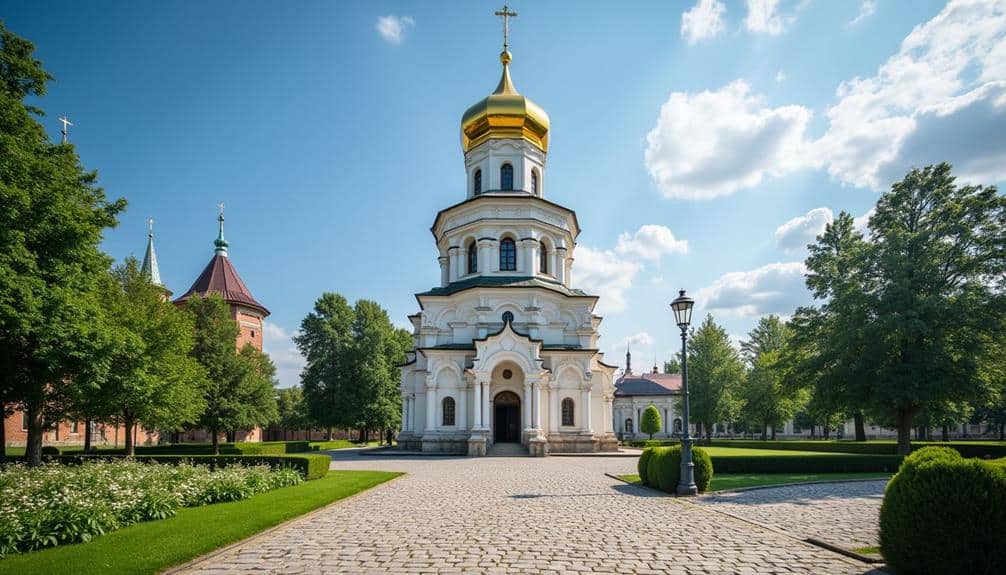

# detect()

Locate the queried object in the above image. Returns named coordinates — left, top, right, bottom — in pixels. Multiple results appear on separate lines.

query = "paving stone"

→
left=176, top=453, right=885, bottom=575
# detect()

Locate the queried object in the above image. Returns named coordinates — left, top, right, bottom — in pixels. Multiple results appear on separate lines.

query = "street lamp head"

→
left=670, top=289, right=695, bottom=329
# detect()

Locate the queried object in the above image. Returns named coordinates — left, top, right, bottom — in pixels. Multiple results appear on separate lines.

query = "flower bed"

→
left=0, top=459, right=302, bottom=557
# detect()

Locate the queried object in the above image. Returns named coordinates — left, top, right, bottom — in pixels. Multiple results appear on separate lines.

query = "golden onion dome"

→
left=461, top=50, right=550, bottom=153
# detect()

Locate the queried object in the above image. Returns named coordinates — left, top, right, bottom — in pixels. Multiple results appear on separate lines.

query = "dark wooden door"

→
left=493, top=391, right=521, bottom=443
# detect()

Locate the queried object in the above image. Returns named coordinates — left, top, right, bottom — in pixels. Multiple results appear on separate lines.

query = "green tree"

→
left=741, top=349, right=805, bottom=439
left=186, top=294, right=276, bottom=454
left=663, top=355, right=681, bottom=375
left=640, top=405, right=661, bottom=439
left=295, top=293, right=356, bottom=436
left=275, top=385, right=313, bottom=439
left=0, top=24, right=126, bottom=466
left=864, top=164, right=1006, bottom=454
left=349, top=300, right=409, bottom=441
left=88, top=259, right=206, bottom=455
left=682, top=315, right=746, bottom=441
left=740, top=315, right=788, bottom=365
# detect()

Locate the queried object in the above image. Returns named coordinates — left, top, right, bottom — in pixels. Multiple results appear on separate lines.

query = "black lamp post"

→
left=670, top=289, right=697, bottom=496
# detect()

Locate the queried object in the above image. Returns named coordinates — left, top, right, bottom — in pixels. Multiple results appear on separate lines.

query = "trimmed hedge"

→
left=49, top=453, right=330, bottom=480
left=639, top=445, right=713, bottom=493
left=711, top=454, right=903, bottom=474
left=637, top=448, right=654, bottom=485
left=880, top=446, right=1006, bottom=575
left=59, top=441, right=312, bottom=457
left=625, top=439, right=1006, bottom=459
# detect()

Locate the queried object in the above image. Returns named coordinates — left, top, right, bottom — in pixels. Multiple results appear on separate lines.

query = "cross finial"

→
left=147, top=216, right=154, bottom=237
left=494, top=4, right=518, bottom=51
left=217, top=202, right=225, bottom=219
left=58, top=115, right=73, bottom=143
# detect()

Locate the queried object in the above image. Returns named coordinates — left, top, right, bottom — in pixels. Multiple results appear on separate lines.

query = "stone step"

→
left=487, top=442, right=528, bottom=457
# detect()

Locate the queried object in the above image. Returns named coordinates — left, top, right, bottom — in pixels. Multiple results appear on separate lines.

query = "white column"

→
left=454, top=249, right=463, bottom=280
left=555, top=248, right=567, bottom=283
left=473, top=379, right=483, bottom=429
left=481, top=381, right=491, bottom=431
left=459, top=384, right=468, bottom=430
left=604, top=397, right=613, bottom=433
left=478, top=240, right=492, bottom=275
left=409, top=396, right=415, bottom=431
left=527, top=384, right=535, bottom=428
left=426, top=384, right=436, bottom=433
left=566, top=256, right=574, bottom=286
left=439, top=256, right=449, bottom=287
left=533, top=383, right=542, bottom=429
left=550, top=387, right=560, bottom=432
left=582, top=387, right=593, bottom=433
left=401, top=394, right=408, bottom=431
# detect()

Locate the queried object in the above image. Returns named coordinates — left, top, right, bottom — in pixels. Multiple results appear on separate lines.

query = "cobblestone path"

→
left=697, top=479, right=888, bottom=551
left=177, top=452, right=886, bottom=575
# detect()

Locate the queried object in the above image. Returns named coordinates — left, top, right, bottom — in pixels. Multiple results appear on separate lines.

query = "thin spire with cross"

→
left=147, top=216, right=155, bottom=237
left=214, top=202, right=229, bottom=256
left=494, top=4, right=518, bottom=51
left=58, top=115, right=73, bottom=143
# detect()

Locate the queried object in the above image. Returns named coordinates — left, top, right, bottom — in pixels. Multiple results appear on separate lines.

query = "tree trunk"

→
left=26, top=396, right=44, bottom=467
left=810, top=425, right=816, bottom=439
left=0, top=403, right=6, bottom=463
left=941, top=424, right=949, bottom=442
left=327, top=426, right=333, bottom=441
left=211, top=428, right=220, bottom=455
left=823, top=423, right=830, bottom=439
left=771, top=425, right=777, bottom=440
left=854, top=411, right=866, bottom=441
left=760, top=424, right=767, bottom=441
left=123, top=413, right=135, bottom=456
left=1000, top=422, right=1005, bottom=441
left=84, top=419, right=92, bottom=451
left=895, top=409, right=914, bottom=456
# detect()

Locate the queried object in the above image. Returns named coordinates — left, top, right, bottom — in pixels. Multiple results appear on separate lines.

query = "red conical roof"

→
left=175, top=254, right=269, bottom=316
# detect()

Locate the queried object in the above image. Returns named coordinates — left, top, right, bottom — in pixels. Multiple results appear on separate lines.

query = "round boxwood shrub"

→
left=642, top=445, right=713, bottom=494
left=638, top=447, right=656, bottom=486
left=880, top=446, right=1006, bottom=575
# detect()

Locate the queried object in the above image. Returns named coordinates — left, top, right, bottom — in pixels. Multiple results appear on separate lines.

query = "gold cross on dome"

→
left=217, top=202, right=225, bottom=216
left=494, top=4, right=518, bottom=50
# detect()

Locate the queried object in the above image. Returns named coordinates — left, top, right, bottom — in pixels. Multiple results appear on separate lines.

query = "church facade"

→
left=397, top=44, right=618, bottom=457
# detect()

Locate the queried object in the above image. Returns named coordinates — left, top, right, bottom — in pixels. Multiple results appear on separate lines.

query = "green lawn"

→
left=0, top=470, right=401, bottom=575
left=617, top=472, right=892, bottom=492
left=310, top=440, right=382, bottom=451
left=698, top=446, right=865, bottom=457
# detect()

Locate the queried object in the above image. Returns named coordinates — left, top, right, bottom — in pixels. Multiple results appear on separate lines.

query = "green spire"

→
left=214, top=203, right=228, bottom=256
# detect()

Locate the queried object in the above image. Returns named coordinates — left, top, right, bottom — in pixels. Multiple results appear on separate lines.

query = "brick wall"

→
left=3, top=408, right=160, bottom=447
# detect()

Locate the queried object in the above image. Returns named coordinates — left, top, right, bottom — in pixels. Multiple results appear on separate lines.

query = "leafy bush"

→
left=638, top=447, right=655, bottom=485
left=640, top=406, right=662, bottom=439
left=704, top=440, right=1006, bottom=459
left=0, top=459, right=302, bottom=557
left=639, top=445, right=713, bottom=493
left=54, top=453, right=330, bottom=481
left=879, top=446, right=1006, bottom=575
left=40, top=446, right=60, bottom=456
left=60, top=441, right=313, bottom=457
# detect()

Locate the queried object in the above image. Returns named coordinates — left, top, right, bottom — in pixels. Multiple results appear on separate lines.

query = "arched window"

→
left=473, top=169, right=482, bottom=195
left=539, top=244, right=548, bottom=274
left=466, top=240, right=477, bottom=274
left=501, top=311, right=514, bottom=324
left=561, top=398, right=575, bottom=426
left=531, top=169, right=538, bottom=195
left=499, top=238, right=516, bottom=271
left=624, top=418, right=633, bottom=433
left=673, top=418, right=682, bottom=433
left=500, top=163, right=513, bottom=190
left=442, top=397, right=456, bottom=426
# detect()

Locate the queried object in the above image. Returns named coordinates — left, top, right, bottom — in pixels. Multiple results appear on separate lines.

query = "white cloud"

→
left=623, top=332, right=654, bottom=348
left=774, top=207, right=834, bottom=253
left=644, top=80, right=812, bottom=200
left=263, top=322, right=306, bottom=388
left=697, top=262, right=808, bottom=318
left=745, top=0, right=795, bottom=36
left=853, top=207, right=875, bottom=236
left=681, top=0, right=727, bottom=45
left=849, top=0, right=877, bottom=26
left=776, top=70, right=786, bottom=83
left=376, top=15, right=414, bottom=45
left=615, top=224, right=689, bottom=260
left=572, top=246, right=642, bottom=314
left=814, top=0, right=1006, bottom=190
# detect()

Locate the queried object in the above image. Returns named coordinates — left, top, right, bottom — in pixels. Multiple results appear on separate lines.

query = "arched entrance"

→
left=493, top=390, right=521, bottom=443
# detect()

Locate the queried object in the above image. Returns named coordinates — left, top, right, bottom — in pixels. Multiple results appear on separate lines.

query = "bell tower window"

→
left=539, top=244, right=548, bottom=274
left=531, top=170, right=538, bottom=195
left=474, top=169, right=482, bottom=195
left=499, top=238, right=516, bottom=271
left=500, top=163, right=513, bottom=191
left=467, top=240, right=478, bottom=274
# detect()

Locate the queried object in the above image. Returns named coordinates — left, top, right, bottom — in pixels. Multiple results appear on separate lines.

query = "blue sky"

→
left=5, top=0, right=1005, bottom=386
